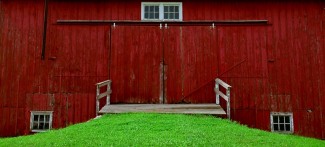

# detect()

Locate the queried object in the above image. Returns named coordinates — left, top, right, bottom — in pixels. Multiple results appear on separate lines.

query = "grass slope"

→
left=0, top=113, right=324, bottom=146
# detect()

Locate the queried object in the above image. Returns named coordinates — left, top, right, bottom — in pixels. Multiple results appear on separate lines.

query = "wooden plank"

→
left=0, top=109, right=2, bottom=135
left=321, top=5, right=325, bottom=139
left=3, top=108, right=10, bottom=136
left=216, top=91, right=229, bottom=102
left=96, top=80, right=111, bottom=87
left=110, top=26, right=161, bottom=103
left=164, top=26, right=182, bottom=103
left=99, top=104, right=226, bottom=115
left=97, top=91, right=111, bottom=100
left=216, top=79, right=231, bottom=88
left=56, top=19, right=269, bottom=24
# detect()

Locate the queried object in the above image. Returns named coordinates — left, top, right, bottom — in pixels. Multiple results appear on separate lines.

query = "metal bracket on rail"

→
left=211, top=23, right=215, bottom=29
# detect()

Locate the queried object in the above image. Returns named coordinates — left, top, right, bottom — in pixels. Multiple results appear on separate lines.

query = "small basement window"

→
left=141, top=2, right=182, bottom=21
left=270, top=112, right=293, bottom=133
left=30, top=111, right=53, bottom=132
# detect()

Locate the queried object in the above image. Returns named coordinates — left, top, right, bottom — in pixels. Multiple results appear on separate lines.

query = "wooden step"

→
left=99, top=104, right=226, bottom=115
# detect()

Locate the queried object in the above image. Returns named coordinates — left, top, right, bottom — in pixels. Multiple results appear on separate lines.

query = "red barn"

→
left=0, top=0, right=324, bottom=139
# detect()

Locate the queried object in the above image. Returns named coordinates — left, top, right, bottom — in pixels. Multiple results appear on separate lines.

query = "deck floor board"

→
left=99, top=104, right=226, bottom=115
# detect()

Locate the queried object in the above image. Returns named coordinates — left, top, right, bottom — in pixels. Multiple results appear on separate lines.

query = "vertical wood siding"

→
left=43, top=0, right=111, bottom=130
left=0, top=0, right=45, bottom=136
left=164, top=26, right=218, bottom=104
left=0, top=0, right=324, bottom=139
left=110, top=26, right=162, bottom=103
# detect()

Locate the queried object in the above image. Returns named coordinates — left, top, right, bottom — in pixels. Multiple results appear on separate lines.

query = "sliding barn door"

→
left=110, top=26, right=163, bottom=103
left=164, top=26, right=219, bottom=103
left=109, top=25, right=219, bottom=104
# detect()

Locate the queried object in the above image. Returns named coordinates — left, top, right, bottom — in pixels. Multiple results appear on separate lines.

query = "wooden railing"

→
left=96, top=80, right=112, bottom=116
left=214, top=78, right=231, bottom=119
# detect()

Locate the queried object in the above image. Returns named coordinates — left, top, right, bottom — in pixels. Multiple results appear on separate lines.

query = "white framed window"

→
left=30, top=111, right=53, bottom=132
left=141, top=2, right=183, bottom=21
left=270, top=112, right=293, bottom=133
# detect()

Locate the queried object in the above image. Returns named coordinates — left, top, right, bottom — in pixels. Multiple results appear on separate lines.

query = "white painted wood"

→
left=216, top=79, right=231, bottom=89
left=96, top=99, right=99, bottom=117
left=97, top=91, right=112, bottom=100
left=270, top=112, right=294, bottom=133
left=96, top=80, right=111, bottom=87
left=216, top=91, right=229, bottom=101
left=226, top=88, right=231, bottom=119
left=96, top=80, right=112, bottom=116
left=141, top=2, right=183, bottom=21
left=30, top=111, right=53, bottom=132
left=215, top=78, right=231, bottom=119
left=106, top=84, right=111, bottom=105
left=215, top=83, right=220, bottom=105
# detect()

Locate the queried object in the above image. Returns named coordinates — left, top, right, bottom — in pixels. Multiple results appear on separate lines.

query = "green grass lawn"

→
left=0, top=113, right=324, bottom=146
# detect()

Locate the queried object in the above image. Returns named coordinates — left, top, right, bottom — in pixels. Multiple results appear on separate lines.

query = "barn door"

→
left=109, top=25, right=218, bottom=104
left=163, top=26, right=219, bottom=104
left=110, top=25, right=162, bottom=104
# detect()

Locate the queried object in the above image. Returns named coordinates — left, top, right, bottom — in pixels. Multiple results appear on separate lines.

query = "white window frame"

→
left=270, top=112, right=294, bottom=134
left=141, top=2, right=183, bottom=21
left=30, top=111, right=53, bottom=132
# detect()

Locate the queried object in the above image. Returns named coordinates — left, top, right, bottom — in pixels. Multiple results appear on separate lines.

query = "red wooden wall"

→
left=0, top=0, right=45, bottom=136
left=0, top=0, right=324, bottom=139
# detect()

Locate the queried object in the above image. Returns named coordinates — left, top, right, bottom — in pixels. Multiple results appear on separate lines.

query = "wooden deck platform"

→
left=99, top=104, right=226, bottom=115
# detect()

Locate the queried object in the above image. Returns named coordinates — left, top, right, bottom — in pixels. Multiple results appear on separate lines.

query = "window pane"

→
left=155, top=6, right=159, bottom=13
left=285, top=124, right=291, bottom=131
left=149, top=13, right=154, bottom=19
left=39, top=122, right=45, bottom=129
left=45, top=115, right=50, bottom=122
left=40, top=115, right=44, bottom=122
left=144, top=5, right=159, bottom=19
left=33, top=122, right=38, bottom=129
left=279, top=116, right=284, bottom=123
left=175, top=6, right=179, bottom=12
left=273, top=116, right=278, bottom=123
left=155, top=13, right=159, bottom=19
left=34, top=115, right=39, bottom=121
left=145, top=6, right=149, bottom=12
left=164, top=6, right=168, bottom=12
left=169, top=13, right=174, bottom=19
left=274, top=124, right=278, bottom=131
left=175, top=13, right=179, bottom=19
left=164, top=12, right=168, bottom=19
left=45, top=123, right=50, bottom=129
left=149, top=6, right=154, bottom=12
left=285, top=116, right=290, bottom=123
left=170, top=6, right=174, bottom=12
left=280, top=124, right=285, bottom=130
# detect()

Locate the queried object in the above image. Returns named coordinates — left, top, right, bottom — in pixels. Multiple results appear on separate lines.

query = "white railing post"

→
left=96, top=85, right=100, bottom=117
left=226, top=87, right=231, bottom=119
left=214, top=78, right=231, bottom=119
left=106, top=83, right=111, bottom=105
left=215, top=82, right=220, bottom=105
left=96, top=80, right=112, bottom=117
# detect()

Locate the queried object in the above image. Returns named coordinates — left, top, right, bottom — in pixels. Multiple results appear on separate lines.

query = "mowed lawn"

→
left=0, top=113, right=324, bottom=146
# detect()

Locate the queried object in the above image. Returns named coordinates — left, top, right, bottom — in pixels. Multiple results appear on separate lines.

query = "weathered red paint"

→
left=164, top=26, right=218, bottom=104
left=110, top=26, right=162, bottom=103
left=0, top=0, right=324, bottom=139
